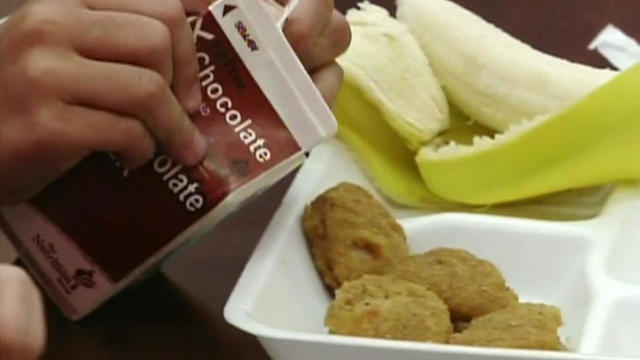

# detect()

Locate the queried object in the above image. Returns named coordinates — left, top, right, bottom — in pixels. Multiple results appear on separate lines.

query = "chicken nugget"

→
left=382, top=248, right=518, bottom=319
left=326, top=275, right=452, bottom=342
left=303, top=183, right=409, bottom=290
left=449, top=303, right=565, bottom=350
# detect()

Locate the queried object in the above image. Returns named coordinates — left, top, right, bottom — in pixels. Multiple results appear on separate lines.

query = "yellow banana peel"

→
left=417, top=63, right=640, bottom=205
left=334, top=82, right=458, bottom=210
left=334, top=80, right=614, bottom=220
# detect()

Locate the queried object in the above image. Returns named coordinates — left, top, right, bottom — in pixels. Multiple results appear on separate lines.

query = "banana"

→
left=338, top=2, right=449, bottom=150
left=416, top=63, right=640, bottom=205
left=335, top=80, right=614, bottom=218
left=334, top=81, right=459, bottom=210
left=396, top=0, right=618, bottom=132
left=334, top=0, right=626, bottom=212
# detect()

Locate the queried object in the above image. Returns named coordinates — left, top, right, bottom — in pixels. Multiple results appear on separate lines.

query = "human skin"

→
left=0, top=265, right=46, bottom=360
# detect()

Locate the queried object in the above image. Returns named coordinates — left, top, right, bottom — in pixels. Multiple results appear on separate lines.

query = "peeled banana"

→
left=333, top=0, right=630, bottom=213
left=334, top=81, right=459, bottom=210
left=338, top=2, right=449, bottom=150
left=396, top=0, right=618, bottom=132
left=335, top=77, right=614, bottom=217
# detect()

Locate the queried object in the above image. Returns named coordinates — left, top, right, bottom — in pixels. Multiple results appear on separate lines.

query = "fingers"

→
left=81, top=0, right=202, bottom=114
left=311, top=62, right=344, bottom=106
left=279, top=0, right=351, bottom=106
left=304, top=9, right=351, bottom=71
left=61, top=56, right=206, bottom=166
left=283, top=0, right=351, bottom=71
left=0, top=265, right=46, bottom=360
left=61, top=105, right=157, bottom=169
left=283, top=0, right=333, bottom=69
left=73, top=10, right=174, bottom=83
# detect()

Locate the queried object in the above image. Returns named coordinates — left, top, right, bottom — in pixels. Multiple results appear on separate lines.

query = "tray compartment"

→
left=589, top=295, right=640, bottom=358
left=402, top=215, right=594, bottom=351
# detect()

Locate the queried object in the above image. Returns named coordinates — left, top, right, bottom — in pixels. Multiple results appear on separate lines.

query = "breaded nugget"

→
left=382, top=248, right=518, bottom=319
left=449, top=303, right=565, bottom=350
left=302, top=183, right=409, bottom=290
left=326, top=275, right=452, bottom=342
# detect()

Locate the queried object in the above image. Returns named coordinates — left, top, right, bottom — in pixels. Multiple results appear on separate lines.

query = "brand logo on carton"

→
left=32, top=234, right=97, bottom=294
left=234, top=20, right=258, bottom=52
left=69, top=268, right=96, bottom=290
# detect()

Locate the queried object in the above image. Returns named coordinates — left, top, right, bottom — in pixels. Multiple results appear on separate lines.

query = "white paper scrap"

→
left=589, top=24, right=640, bottom=70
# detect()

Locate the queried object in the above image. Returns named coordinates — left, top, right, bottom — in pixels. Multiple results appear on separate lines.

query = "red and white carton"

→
left=0, top=0, right=336, bottom=320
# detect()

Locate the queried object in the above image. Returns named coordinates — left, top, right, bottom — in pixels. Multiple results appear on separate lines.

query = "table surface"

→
left=39, top=1, right=640, bottom=359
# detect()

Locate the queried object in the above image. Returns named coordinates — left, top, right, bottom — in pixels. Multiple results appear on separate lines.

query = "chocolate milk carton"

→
left=0, top=0, right=336, bottom=320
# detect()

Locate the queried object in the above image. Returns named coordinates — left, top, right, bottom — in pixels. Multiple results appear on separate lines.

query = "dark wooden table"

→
left=39, top=1, right=639, bottom=359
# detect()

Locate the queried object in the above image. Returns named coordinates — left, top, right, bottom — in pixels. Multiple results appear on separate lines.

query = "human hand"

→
left=0, top=264, right=46, bottom=360
left=0, top=0, right=207, bottom=204
left=0, top=0, right=350, bottom=205
left=281, top=0, right=351, bottom=105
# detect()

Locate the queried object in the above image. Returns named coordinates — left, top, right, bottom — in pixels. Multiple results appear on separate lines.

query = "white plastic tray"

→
left=224, top=138, right=640, bottom=360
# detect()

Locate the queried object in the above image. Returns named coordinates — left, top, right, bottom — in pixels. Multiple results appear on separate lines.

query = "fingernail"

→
left=186, top=84, right=203, bottom=114
left=183, top=130, right=208, bottom=166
